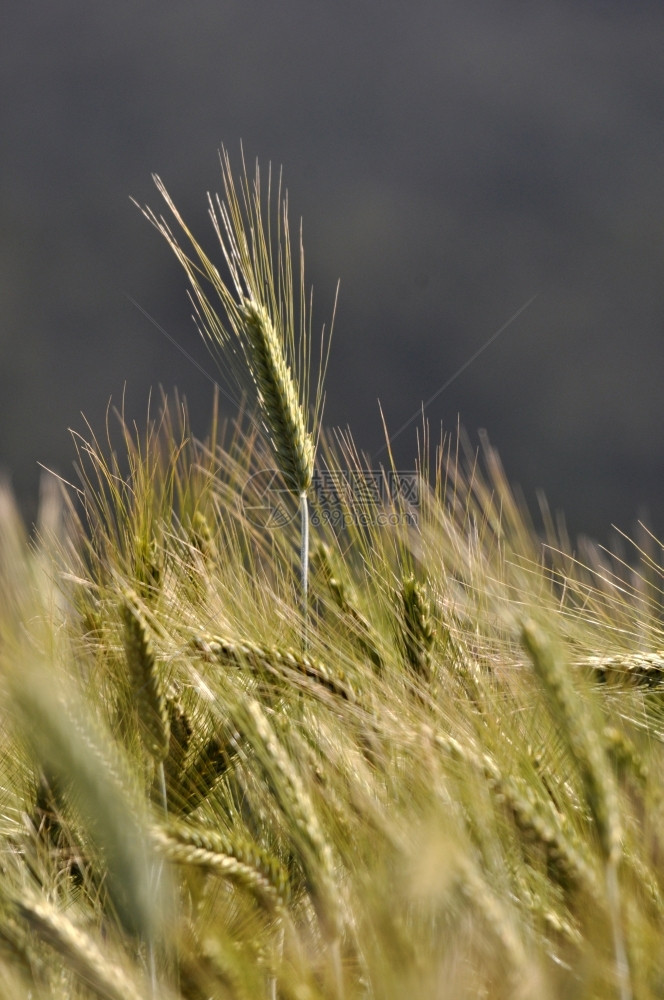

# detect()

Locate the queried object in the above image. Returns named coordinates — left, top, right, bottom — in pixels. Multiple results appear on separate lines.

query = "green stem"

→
left=300, top=491, right=309, bottom=648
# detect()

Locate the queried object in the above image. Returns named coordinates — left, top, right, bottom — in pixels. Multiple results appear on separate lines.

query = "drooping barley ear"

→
left=494, top=774, right=601, bottom=900
left=581, top=650, right=664, bottom=687
left=432, top=730, right=601, bottom=900
left=152, top=821, right=291, bottom=912
left=193, top=633, right=354, bottom=703
left=121, top=591, right=170, bottom=764
left=401, top=574, right=435, bottom=682
left=512, top=872, right=583, bottom=946
left=13, top=893, right=145, bottom=1000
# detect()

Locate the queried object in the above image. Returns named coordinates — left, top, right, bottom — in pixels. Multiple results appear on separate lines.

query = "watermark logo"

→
left=241, top=469, right=420, bottom=529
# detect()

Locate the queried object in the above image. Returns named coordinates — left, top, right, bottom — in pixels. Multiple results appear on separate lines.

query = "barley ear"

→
left=521, top=620, right=621, bottom=866
left=237, top=698, right=342, bottom=940
left=401, top=575, right=435, bottom=682
left=582, top=650, right=664, bottom=687
left=121, top=591, right=170, bottom=762
left=193, top=633, right=354, bottom=702
left=313, top=543, right=384, bottom=672
left=140, top=154, right=334, bottom=633
left=152, top=821, right=291, bottom=911
left=521, top=619, right=632, bottom=1000
left=171, top=731, right=235, bottom=816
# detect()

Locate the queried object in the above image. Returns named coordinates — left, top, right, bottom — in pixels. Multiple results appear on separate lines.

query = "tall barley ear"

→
left=137, top=148, right=334, bottom=629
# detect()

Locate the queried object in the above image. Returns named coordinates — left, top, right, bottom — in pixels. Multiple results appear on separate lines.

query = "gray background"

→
left=2, top=1, right=663, bottom=546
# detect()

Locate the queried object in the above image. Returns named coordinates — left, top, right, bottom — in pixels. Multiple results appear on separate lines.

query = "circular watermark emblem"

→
left=241, top=469, right=300, bottom=528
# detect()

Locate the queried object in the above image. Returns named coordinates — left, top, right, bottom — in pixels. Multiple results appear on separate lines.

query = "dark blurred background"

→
left=2, top=0, right=663, bottom=546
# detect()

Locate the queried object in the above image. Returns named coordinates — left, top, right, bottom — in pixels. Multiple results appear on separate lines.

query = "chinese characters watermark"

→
left=241, top=469, right=420, bottom=529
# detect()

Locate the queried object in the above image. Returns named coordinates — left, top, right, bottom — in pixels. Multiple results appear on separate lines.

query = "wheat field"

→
left=1, top=154, right=663, bottom=999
